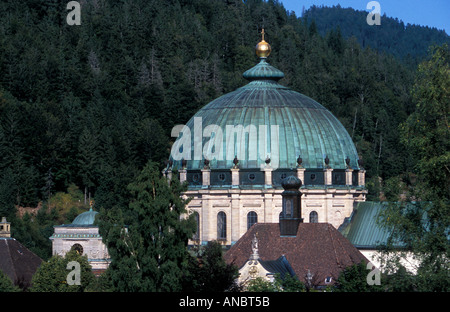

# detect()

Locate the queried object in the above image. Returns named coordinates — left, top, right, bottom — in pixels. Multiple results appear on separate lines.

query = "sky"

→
left=280, top=0, right=450, bottom=33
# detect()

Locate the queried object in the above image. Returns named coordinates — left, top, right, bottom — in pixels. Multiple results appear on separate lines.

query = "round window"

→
left=218, top=173, right=226, bottom=181
left=248, top=173, right=256, bottom=181
left=192, top=173, right=199, bottom=182
left=71, top=243, right=84, bottom=255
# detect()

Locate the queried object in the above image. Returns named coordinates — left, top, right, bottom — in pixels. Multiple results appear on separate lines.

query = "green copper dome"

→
left=71, top=209, right=98, bottom=226
left=170, top=37, right=360, bottom=174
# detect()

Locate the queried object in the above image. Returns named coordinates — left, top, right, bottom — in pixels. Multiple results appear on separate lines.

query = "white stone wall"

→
left=51, top=226, right=110, bottom=270
left=360, top=249, right=420, bottom=274
left=186, top=186, right=367, bottom=245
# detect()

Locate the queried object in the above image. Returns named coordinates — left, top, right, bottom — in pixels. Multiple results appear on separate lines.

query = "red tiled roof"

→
left=224, top=223, right=368, bottom=286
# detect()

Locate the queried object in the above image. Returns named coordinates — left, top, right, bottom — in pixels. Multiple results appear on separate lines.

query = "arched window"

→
left=309, top=211, right=318, bottom=223
left=247, top=211, right=258, bottom=230
left=192, top=212, right=200, bottom=240
left=217, top=212, right=227, bottom=240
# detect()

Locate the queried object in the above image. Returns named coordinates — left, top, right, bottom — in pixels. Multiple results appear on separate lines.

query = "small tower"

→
left=0, top=217, right=11, bottom=238
left=279, top=176, right=303, bottom=236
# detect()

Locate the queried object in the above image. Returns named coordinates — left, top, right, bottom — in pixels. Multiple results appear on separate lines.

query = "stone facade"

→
left=181, top=167, right=367, bottom=246
left=50, top=209, right=111, bottom=273
left=50, top=225, right=110, bottom=271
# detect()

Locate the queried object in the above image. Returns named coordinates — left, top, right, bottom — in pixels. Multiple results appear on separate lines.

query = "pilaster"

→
left=201, top=169, right=211, bottom=187
left=345, top=168, right=353, bottom=186
left=358, top=169, right=366, bottom=186
left=296, top=167, right=305, bottom=184
left=179, top=169, right=187, bottom=184
left=231, top=168, right=240, bottom=187
left=324, top=168, right=333, bottom=185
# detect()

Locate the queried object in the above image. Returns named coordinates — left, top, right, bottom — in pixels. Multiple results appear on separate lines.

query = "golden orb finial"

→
left=256, top=28, right=271, bottom=58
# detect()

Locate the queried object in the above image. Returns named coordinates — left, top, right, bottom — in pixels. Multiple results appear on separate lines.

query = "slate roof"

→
left=0, top=238, right=43, bottom=289
left=224, top=223, right=368, bottom=286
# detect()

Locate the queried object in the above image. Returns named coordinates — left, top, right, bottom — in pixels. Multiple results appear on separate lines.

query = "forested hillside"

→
left=303, top=5, right=450, bottom=64
left=0, top=0, right=447, bottom=258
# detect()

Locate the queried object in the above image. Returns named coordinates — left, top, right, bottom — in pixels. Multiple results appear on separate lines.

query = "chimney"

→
left=0, top=217, right=11, bottom=238
left=279, top=176, right=303, bottom=236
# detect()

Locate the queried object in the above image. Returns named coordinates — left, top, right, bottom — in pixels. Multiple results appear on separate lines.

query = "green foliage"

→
left=400, top=44, right=450, bottom=201
left=281, top=274, right=306, bottom=292
left=382, top=265, right=416, bottom=292
left=47, top=184, right=87, bottom=223
left=334, top=262, right=383, bottom=292
left=0, top=1, right=447, bottom=292
left=377, top=45, right=450, bottom=292
left=184, top=241, right=240, bottom=292
left=246, top=277, right=282, bottom=292
left=303, top=5, right=450, bottom=63
left=246, top=273, right=305, bottom=292
left=30, top=250, right=96, bottom=292
left=9, top=208, right=58, bottom=261
left=98, top=161, right=196, bottom=291
left=0, top=0, right=441, bottom=207
left=378, top=201, right=450, bottom=291
left=0, top=269, right=19, bottom=292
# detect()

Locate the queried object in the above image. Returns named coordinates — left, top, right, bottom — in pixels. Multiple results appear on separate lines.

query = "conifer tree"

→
left=0, top=270, right=18, bottom=292
left=98, top=161, right=196, bottom=291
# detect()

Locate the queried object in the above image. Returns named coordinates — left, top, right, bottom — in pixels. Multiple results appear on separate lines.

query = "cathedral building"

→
left=168, top=30, right=367, bottom=246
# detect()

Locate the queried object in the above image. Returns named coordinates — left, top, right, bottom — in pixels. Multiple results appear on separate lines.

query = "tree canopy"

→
left=98, top=161, right=197, bottom=291
left=377, top=45, right=450, bottom=292
left=2, top=0, right=447, bottom=216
